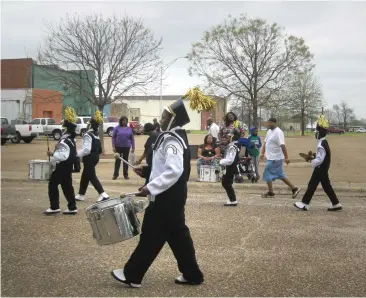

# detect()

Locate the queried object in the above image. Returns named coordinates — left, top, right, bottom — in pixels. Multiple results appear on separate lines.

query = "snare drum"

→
left=28, top=160, right=56, bottom=181
left=86, top=197, right=146, bottom=246
left=199, top=165, right=220, bottom=182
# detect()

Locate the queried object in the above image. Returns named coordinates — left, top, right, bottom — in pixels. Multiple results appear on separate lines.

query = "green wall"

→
left=32, top=65, right=97, bottom=117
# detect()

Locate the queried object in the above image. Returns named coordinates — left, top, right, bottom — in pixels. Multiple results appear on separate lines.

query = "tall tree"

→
left=332, top=104, right=341, bottom=125
left=340, top=101, right=355, bottom=129
left=37, top=13, right=162, bottom=150
left=286, top=71, right=323, bottom=136
left=324, top=109, right=335, bottom=124
left=187, top=14, right=313, bottom=127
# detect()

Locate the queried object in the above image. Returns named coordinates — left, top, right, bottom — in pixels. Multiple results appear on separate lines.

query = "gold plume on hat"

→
left=65, top=106, right=77, bottom=123
left=95, top=110, right=104, bottom=124
left=183, top=87, right=216, bottom=111
left=317, top=115, right=329, bottom=129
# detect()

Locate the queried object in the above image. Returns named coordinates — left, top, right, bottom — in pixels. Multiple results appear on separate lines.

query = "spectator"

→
left=196, top=134, right=221, bottom=181
left=112, top=116, right=135, bottom=180
left=206, top=117, right=220, bottom=143
left=153, top=118, right=160, bottom=132
left=135, top=123, right=161, bottom=185
left=218, top=112, right=238, bottom=155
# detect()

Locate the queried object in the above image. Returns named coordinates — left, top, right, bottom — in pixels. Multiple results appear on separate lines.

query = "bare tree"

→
left=324, top=109, right=335, bottom=124
left=332, top=104, right=341, bottom=125
left=187, top=14, right=314, bottom=127
left=286, top=71, right=323, bottom=136
left=340, top=101, right=355, bottom=130
left=37, top=13, right=162, bottom=150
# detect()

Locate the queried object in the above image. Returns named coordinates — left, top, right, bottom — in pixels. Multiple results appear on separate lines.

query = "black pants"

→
left=123, top=199, right=204, bottom=284
left=114, top=147, right=130, bottom=177
left=302, top=167, right=340, bottom=205
left=48, top=168, right=76, bottom=211
left=222, top=174, right=236, bottom=202
left=79, top=155, right=104, bottom=195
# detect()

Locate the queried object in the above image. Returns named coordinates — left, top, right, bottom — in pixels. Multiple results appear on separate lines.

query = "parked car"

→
left=357, top=128, right=366, bottom=133
left=10, top=119, right=43, bottom=144
left=1, top=117, right=16, bottom=145
left=328, top=127, right=345, bottom=134
left=103, top=117, right=119, bottom=137
left=30, top=118, right=64, bottom=140
left=129, top=121, right=144, bottom=135
left=75, top=116, right=92, bottom=137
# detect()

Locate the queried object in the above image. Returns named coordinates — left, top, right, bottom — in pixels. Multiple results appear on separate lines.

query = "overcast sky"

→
left=2, top=1, right=366, bottom=119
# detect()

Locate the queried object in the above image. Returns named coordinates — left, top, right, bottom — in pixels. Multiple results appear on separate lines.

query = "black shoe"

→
left=124, top=175, right=129, bottom=180
left=292, top=188, right=301, bottom=198
left=262, top=192, right=275, bottom=198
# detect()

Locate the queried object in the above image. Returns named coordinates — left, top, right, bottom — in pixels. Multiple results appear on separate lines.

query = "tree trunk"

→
left=252, top=104, right=258, bottom=128
left=98, top=105, right=105, bottom=154
left=301, top=109, right=305, bottom=136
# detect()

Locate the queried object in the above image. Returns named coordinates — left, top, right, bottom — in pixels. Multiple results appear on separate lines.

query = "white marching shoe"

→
left=44, top=208, right=61, bottom=215
left=175, top=275, right=203, bottom=285
left=111, top=269, right=141, bottom=288
left=63, top=209, right=78, bottom=215
left=294, top=202, right=310, bottom=211
left=328, top=203, right=342, bottom=211
left=75, top=194, right=85, bottom=201
left=224, top=200, right=238, bottom=206
left=97, top=192, right=109, bottom=202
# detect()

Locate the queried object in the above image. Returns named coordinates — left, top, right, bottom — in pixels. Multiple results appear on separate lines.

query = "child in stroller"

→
left=234, top=135, right=259, bottom=183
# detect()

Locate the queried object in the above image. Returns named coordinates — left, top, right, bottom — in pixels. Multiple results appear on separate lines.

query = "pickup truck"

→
left=103, top=116, right=119, bottom=137
left=1, top=117, right=16, bottom=145
left=328, top=127, right=345, bottom=134
left=10, top=119, right=43, bottom=144
left=75, top=116, right=92, bottom=137
left=30, top=118, right=64, bottom=140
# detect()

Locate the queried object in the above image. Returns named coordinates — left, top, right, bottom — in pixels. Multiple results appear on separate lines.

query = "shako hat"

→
left=165, top=98, right=190, bottom=129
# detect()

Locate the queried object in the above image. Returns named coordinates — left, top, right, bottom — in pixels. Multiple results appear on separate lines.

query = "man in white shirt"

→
left=111, top=99, right=204, bottom=288
left=207, top=117, right=220, bottom=143
left=260, top=118, right=300, bottom=198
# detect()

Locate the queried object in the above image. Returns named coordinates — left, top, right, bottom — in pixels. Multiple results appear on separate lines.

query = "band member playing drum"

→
left=75, top=111, right=109, bottom=202
left=44, top=107, right=78, bottom=215
left=220, top=129, right=241, bottom=206
left=111, top=99, right=204, bottom=288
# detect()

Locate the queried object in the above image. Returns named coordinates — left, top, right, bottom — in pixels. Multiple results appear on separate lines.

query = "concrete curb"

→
left=2, top=176, right=365, bottom=194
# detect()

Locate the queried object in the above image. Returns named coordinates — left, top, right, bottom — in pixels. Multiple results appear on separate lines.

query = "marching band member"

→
left=294, top=115, right=342, bottom=211
left=44, top=107, right=78, bottom=215
left=111, top=99, right=204, bottom=288
left=75, top=111, right=109, bottom=202
left=220, top=128, right=241, bottom=206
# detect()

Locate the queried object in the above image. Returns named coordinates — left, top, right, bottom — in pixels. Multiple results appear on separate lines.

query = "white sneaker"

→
left=111, top=269, right=141, bottom=288
left=97, top=192, right=109, bottom=202
left=75, top=194, right=85, bottom=201
left=63, top=209, right=78, bottom=215
left=328, top=203, right=342, bottom=211
left=44, top=208, right=61, bottom=215
left=175, top=275, right=203, bottom=285
left=294, top=202, right=310, bottom=211
left=224, top=200, right=238, bottom=206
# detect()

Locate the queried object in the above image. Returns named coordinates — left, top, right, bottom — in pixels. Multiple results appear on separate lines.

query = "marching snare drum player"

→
left=294, top=115, right=342, bottom=211
left=111, top=99, right=204, bottom=288
left=220, top=128, right=241, bottom=206
left=44, top=106, right=78, bottom=215
left=75, top=110, right=109, bottom=202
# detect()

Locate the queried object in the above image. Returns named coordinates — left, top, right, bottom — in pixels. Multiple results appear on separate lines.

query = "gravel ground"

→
left=1, top=180, right=366, bottom=297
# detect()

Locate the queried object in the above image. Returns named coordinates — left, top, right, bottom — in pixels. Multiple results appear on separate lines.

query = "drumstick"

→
left=120, top=192, right=140, bottom=198
left=114, top=153, right=136, bottom=169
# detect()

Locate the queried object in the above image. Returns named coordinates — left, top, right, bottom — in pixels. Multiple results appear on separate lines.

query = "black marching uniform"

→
left=111, top=99, right=204, bottom=287
left=220, top=140, right=240, bottom=206
left=76, top=129, right=109, bottom=202
left=295, top=120, right=342, bottom=211
left=45, top=132, right=77, bottom=214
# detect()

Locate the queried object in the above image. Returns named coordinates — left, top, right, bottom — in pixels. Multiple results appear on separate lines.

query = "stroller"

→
left=235, top=156, right=258, bottom=183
